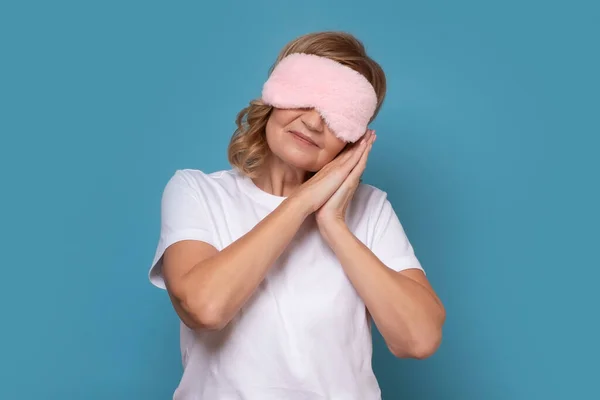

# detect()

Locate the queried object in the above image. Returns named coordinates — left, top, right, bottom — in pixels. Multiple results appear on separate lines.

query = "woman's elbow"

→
left=390, top=312, right=445, bottom=359
left=411, top=332, right=443, bottom=359
left=189, top=301, right=228, bottom=331
left=389, top=329, right=443, bottom=359
left=170, top=283, right=228, bottom=331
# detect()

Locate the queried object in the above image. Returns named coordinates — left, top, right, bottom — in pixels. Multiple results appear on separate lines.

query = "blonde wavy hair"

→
left=227, top=31, right=387, bottom=178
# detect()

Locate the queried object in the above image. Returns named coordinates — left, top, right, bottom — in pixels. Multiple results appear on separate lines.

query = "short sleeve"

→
left=148, top=170, right=218, bottom=289
left=370, top=194, right=424, bottom=274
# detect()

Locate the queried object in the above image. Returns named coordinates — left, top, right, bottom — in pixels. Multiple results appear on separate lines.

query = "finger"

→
left=331, top=136, right=365, bottom=170
left=348, top=138, right=373, bottom=180
left=348, top=131, right=375, bottom=176
left=344, top=137, right=368, bottom=168
left=327, top=131, right=372, bottom=178
left=334, top=142, right=372, bottom=195
left=352, top=130, right=375, bottom=160
left=335, top=139, right=360, bottom=162
left=351, top=130, right=374, bottom=159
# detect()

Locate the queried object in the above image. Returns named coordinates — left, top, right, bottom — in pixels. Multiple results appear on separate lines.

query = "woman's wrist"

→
left=317, top=217, right=350, bottom=246
left=282, top=192, right=313, bottom=221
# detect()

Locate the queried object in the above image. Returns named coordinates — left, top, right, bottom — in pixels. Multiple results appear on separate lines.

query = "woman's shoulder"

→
left=170, top=167, right=235, bottom=183
left=354, top=182, right=390, bottom=208
left=163, top=167, right=241, bottom=196
left=343, top=182, right=392, bottom=231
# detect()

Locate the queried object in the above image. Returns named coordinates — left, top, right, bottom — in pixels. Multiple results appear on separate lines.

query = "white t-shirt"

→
left=149, top=168, right=424, bottom=400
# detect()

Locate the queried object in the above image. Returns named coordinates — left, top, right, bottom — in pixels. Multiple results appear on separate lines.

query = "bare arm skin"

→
left=315, top=131, right=445, bottom=359
left=319, top=222, right=445, bottom=359
left=163, top=197, right=308, bottom=331
left=162, top=137, right=369, bottom=331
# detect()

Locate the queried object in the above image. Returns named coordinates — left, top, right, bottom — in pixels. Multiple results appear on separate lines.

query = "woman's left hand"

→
left=315, top=130, right=376, bottom=231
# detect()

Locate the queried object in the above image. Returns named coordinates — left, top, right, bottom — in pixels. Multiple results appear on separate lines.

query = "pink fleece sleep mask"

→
left=261, top=53, right=378, bottom=143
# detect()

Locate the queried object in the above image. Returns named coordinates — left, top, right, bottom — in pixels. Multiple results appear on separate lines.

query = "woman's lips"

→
left=290, top=130, right=319, bottom=147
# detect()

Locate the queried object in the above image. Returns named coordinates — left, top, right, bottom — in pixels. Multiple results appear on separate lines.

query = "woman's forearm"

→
left=178, top=196, right=309, bottom=330
left=319, top=221, right=445, bottom=359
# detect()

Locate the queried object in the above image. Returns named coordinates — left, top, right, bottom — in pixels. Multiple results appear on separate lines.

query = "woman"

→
left=149, top=31, right=445, bottom=400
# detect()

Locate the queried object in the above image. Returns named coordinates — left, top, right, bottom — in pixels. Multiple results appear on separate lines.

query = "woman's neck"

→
left=252, top=156, right=307, bottom=197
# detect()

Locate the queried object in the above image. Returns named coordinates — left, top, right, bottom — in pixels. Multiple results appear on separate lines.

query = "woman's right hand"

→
left=291, top=134, right=370, bottom=216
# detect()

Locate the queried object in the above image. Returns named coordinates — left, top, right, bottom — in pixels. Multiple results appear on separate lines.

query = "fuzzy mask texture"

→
left=261, top=53, right=378, bottom=143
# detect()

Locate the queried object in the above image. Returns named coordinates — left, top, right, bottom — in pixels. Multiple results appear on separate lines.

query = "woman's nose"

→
left=301, top=109, right=324, bottom=132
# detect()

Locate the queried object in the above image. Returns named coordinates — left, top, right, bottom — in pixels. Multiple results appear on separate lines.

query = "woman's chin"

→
left=276, top=149, right=321, bottom=172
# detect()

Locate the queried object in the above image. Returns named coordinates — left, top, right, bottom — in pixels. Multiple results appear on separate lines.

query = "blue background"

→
left=1, top=0, right=598, bottom=399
